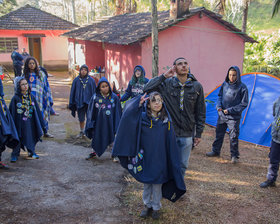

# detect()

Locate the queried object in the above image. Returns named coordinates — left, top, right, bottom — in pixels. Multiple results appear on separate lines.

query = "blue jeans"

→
left=12, top=143, right=35, bottom=158
left=176, top=137, right=193, bottom=176
left=143, top=183, right=162, bottom=211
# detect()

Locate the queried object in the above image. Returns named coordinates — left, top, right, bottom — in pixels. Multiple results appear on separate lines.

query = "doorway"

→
left=28, top=38, right=42, bottom=65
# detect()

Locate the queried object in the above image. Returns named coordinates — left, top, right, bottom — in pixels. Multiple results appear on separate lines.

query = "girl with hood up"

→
left=0, top=79, right=19, bottom=169
left=9, top=77, right=46, bottom=162
left=112, top=92, right=186, bottom=220
left=85, top=77, right=122, bottom=159
left=120, top=65, right=149, bottom=102
left=69, top=64, right=96, bottom=138
left=23, top=57, right=53, bottom=138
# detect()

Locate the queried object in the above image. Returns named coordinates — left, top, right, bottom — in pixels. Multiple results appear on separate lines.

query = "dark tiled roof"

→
left=0, top=4, right=78, bottom=30
left=63, top=7, right=256, bottom=45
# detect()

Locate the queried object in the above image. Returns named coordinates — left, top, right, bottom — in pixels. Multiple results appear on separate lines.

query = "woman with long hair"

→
left=23, top=57, right=53, bottom=137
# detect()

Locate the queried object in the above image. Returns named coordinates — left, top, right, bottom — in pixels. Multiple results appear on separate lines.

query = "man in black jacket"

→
left=144, top=58, right=206, bottom=176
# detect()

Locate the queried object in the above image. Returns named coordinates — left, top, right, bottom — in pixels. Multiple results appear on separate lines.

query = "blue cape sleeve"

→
left=112, top=95, right=142, bottom=157
left=85, top=94, right=96, bottom=139
left=69, top=78, right=77, bottom=117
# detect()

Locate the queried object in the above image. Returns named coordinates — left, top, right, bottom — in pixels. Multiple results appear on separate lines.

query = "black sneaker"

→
left=0, top=162, right=9, bottom=170
left=140, top=206, right=152, bottom=218
left=151, top=210, right=160, bottom=220
left=86, top=152, right=97, bottom=160
left=260, top=180, right=276, bottom=188
left=206, top=151, right=220, bottom=157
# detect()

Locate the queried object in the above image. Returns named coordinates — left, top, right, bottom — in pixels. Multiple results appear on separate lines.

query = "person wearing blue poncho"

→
left=120, top=65, right=149, bottom=102
left=0, top=79, right=19, bottom=169
left=23, top=57, right=54, bottom=138
left=69, top=64, right=96, bottom=138
left=11, top=48, right=23, bottom=77
left=85, top=77, right=122, bottom=159
left=9, top=77, right=46, bottom=162
left=112, top=92, right=186, bottom=220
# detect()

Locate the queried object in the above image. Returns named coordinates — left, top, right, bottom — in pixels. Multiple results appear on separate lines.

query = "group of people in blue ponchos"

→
left=2, top=56, right=280, bottom=220
left=69, top=59, right=204, bottom=219
left=0, top=56, right=55, bottom=166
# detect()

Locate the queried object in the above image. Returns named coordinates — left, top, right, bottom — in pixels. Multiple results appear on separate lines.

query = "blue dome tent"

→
left=205, top=73, right=280, bottom=147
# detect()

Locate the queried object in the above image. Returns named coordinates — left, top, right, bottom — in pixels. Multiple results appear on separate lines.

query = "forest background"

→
left=1, top=0, right=280, bottom=76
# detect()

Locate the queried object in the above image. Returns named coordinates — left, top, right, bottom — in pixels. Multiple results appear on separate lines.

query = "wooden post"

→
left=151, top=0, right=158, bottom=77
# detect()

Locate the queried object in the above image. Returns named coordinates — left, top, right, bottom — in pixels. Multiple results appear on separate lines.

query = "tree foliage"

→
left=244, top=31, right=280, bottom=77
left=0, top=0, right=17, bottom=16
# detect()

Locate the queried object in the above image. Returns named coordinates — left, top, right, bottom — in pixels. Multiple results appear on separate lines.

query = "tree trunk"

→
left=92, top=0, right=96, bottom=21
left=116, top=0, right=123, bottom=15
left=151, top=0, right=158, bottom=77
left=242, top=0, right=249, bottom=33
left=217, top=0, right=226, bottom=16
left=71, top=0, right=76, bottom=24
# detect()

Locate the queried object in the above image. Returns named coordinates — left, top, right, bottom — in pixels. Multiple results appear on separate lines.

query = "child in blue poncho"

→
left=0, top=79, right=19, bottom=169
left=9, top=77, right=46, bottom=162
left=112, top=92, right=186, bottom=220
left=85, top=77, right=122, bottom=159
left=120, top=65, right=149, bottom=102
left=23, top=57, right=53, bottom=138
left=69, top=64, right=96, bottom=138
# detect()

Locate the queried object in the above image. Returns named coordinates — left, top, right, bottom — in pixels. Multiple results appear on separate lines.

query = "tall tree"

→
left=71, top=0, right=76, bottom=24
left=216, top=0, right=226, bottom=15
left=242, top=0, right=249, bottom=33
left=0, top=0, right=17, bottom=16
left=151, top=0, right=158, bottom=77
left=272, top=0, right=280, bottom=17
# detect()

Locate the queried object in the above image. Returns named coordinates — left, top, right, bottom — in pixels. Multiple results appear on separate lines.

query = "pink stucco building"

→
left=63, top=7, right=255, bottom=93
left=0, top=5, right=78, bottom=70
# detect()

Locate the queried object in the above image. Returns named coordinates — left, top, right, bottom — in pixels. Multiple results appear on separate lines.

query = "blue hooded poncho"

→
left=69, top=64, right=97, bottom=117
left=85, top=77, right=122, bottom=157
left=112, top=96, right=186, bottom=202
left=9, top=77, right=46, bottom=150
left=217, top=66, right=248, bottom=120
left=0, top=79, right=19, bottom=148
left=121, top=65, right=149, bottom=102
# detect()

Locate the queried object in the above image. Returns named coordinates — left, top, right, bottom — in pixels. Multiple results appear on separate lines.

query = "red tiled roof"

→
left=0, top=4, right=78, bottom=30
left=62, top=7, right=256, bottom=45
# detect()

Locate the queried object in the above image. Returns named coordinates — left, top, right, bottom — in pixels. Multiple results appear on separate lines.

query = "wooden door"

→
left=28, top=38, right=42, bottom=65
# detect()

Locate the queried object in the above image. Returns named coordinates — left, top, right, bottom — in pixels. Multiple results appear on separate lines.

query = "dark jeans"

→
left=212, top=119, right=240, bottom=158
left=13, top=64, right=22, bottom=77
left=12, top=143, right=35, bottom=158
left=267, top=140, right=280, bottom=182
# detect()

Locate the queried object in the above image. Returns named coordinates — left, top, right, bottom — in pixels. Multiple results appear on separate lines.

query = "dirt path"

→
left=0, top=72, right=129, bottom=224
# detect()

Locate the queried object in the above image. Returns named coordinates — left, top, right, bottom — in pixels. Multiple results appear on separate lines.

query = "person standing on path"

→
left=120, top=65, right=149, bottom=102
left=9, top=77, right=46, bottom=162
left=143, top=57, right=206, bottom=176
left=0, top=79, right=19, bottom=169
left=206, top=66, right=248, bottom=163
left=11, top=47, right=24, bottom=77
left=69, top=64, right=96, bottom=138
left=23, top=57, right=53, bottom=138
left=260, top=96, right=280, bottom=188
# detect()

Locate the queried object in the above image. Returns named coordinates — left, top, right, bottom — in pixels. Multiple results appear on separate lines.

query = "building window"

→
left=0, top=38, right=18, bottom=53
